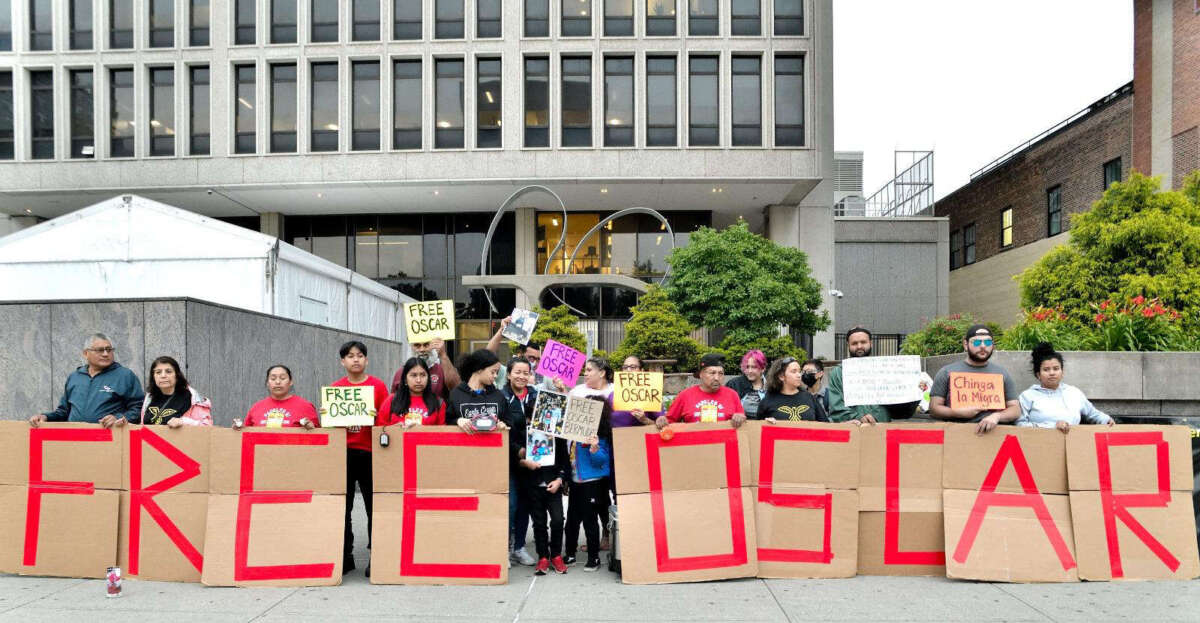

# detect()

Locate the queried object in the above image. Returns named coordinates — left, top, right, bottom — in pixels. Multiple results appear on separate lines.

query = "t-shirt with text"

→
left=665, top=385, right=745, bottom=423
left=930, top=359, right=1018, bottom=421
left=246, top=395, right=318, bottom=428
left=377, top=393, right=447, bottom=427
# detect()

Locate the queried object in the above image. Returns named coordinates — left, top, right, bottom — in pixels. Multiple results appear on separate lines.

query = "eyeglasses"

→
left=969, top=338, right=994, bottom=347
left=87, top=347, right=115, bottom=353
left=621, top=364, right=640, bottom=370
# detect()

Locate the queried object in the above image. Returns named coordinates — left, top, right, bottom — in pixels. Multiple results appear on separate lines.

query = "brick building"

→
left=1133, top=0, right=1200, bottom=189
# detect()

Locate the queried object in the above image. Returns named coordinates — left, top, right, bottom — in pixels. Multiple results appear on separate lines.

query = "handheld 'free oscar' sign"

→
left=535, top=339, right=586, bottom=386
left=613, top=371, right=664, bottom=412
left=405, top=300, right=455, bottom=343
left=319, top=385, right=376, bottom=427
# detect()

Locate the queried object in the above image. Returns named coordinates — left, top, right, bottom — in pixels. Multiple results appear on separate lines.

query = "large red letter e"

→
left=24, top=428, right=114, bottom=566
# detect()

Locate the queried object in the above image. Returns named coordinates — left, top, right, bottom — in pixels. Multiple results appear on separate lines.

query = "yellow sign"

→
left=319, top=385, right=376, bottom=427
left=613, top=371, right=663, bottom=412
left=404, top=299, right=456, bottom=343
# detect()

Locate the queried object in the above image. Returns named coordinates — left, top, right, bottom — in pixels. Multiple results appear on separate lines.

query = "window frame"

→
left=561, top=55, right=593, bottom=148
left=69, top=68, right=94, bottom=158
left=148, top=0, right=175, bottom=47
left=233, top=63, right=257, bottom=154
left=645, top=55, right=676, bottom=147
left=392, top=58, right=422, bottom=150
left=352, top=60, right=382, bottom=150
left=1103, top=157, right=1122, bottom=189
left=687, top=54, right=718, bottom=147
left=963, top=222, right=976, bottom=265
left=524, top=56, right=550, bottom=148
left=270, top=62, right=298, bottom=153
left=1047, top=185, right=1062, bottom=236
left=1000, top=207, right=1013, bottom=249
left=189, top=65, right=211, bottom=155
left=70, top=0, right=94, bottom=50
left=310, top=61, right=340, bottom=152
left=434, top=58, right=465, bottom=149
left=476, top=57, right=502, bottom=149
left=353, top=0, right=382, bottom=40
left=148, top=65, right=176, bottom=156
left=731, top=55, right=761, bottom=146
left=393, top=0, right=422, bottom=39
left=29, top=69, right=55, bottom=159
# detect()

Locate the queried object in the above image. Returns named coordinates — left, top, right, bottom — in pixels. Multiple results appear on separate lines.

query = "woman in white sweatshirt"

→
left=1017, top=342, right=1113, bottom=431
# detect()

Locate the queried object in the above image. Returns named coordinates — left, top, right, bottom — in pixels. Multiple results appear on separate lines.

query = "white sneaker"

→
left=511, top=547, right=537, bottom=566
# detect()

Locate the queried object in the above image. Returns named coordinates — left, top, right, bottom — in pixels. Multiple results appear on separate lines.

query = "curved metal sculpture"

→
left=565, top=207, right=675, bottom=283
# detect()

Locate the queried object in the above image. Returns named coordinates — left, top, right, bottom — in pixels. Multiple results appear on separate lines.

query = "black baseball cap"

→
left=699, top=353, right=725, bottom=370
left=964, top=324, right=992, bottom=340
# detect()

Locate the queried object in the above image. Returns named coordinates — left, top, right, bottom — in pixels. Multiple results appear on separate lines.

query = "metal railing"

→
left=834, top=333, right=906, bottom=360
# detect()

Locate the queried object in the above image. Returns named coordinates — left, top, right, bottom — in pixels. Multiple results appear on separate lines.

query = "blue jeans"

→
left=509, top=473, right=530, bottom=551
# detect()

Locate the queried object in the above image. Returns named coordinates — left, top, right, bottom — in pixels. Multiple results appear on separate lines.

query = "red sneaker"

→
left=535, top=558, right=549, bottom=575
left=551, top=556, right=568, bottom=574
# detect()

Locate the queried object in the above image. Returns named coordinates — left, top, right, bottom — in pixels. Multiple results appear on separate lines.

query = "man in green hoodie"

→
left=826, top=327, right=916, bottom=424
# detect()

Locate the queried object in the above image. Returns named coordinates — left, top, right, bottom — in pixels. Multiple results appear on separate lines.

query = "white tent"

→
left=0, top=195, right=414, bottom=341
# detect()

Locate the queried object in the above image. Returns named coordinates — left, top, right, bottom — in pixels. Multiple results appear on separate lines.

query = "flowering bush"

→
left=995, top=307, right=1086, bottom=351
left=1085, top=296, right=1194, bottom=351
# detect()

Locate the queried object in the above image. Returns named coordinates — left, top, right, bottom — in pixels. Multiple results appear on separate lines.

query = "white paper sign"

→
left=841, top=355, right=923, bottom=407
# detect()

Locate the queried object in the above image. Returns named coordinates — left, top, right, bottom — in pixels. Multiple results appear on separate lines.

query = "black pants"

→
left=565, top=479, right=606, bottom=561
left=527, top=482, right=564, bottom=559
left=344, top=448, right=373, bottom=561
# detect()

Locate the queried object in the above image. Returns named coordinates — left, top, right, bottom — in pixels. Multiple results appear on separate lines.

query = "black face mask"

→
left=801, top=372, right=818, bottom=387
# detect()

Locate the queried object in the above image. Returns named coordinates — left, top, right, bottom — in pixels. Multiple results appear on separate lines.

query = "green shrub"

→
left=712, top=334, right=808, bottom=374
left=995, top=307, right=1087, bottom=351
left=611, top=285, right=703, bottom=373
left=1084, top=296, right=1197, bottom=351
left=900, top=314, right=1003, bottom=357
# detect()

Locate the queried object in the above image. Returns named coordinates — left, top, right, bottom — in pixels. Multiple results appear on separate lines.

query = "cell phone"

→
left=471, top=415, right=497, bottom=432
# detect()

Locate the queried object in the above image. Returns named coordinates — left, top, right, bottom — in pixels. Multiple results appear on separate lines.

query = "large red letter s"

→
left=757, top=426, right=850, bottom=564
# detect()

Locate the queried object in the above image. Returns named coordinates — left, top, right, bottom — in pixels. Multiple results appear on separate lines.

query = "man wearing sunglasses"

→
left=929, top=324, right=1019, bottom=434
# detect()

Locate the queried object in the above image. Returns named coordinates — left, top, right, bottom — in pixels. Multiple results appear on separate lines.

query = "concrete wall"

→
left=946, top=233, right=1067, bottom=326
left=833, top=217, right=949, bottom=339
left=0, top=298, right=403, bottom=426
left=924, top=350, right=1200, bottom=420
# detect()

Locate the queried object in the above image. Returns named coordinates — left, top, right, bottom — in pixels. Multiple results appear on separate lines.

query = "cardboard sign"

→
left=612, top=424, right=758, bottom=584
left=536, top=339, right=585, bottom=386
left=201, top=428, right=346, bottom=587
left=614, top=371, right=664, bottom=412
left=947, top=372, right=1006, bottom=411
left=558, top=395, right=604, bottom=443
left=1065, top=426, right=1199, bottom=580
left=404, top=299, right=455, bottom=342
left=370, top=427, right=508, bottom=585
left=501, top=308, right=539, bottom=345
left=841, top=356, right=923, bottom=407
left=319, top=385, right=376, bottom=427
left=942, top=427, right=1077, bottom=582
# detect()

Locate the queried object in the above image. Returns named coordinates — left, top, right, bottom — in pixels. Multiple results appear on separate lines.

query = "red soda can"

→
left=106, top=566, right=122, bottom=597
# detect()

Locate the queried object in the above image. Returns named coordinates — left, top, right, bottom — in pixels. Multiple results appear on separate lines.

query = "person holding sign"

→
left=522, top=410, right=570, bottom=576
left=929, top=324, right=1019, bottom=434
left=1017, top=342, right=1113, bottom=431
left=569, top=358, right=614, bottom=400
left=238, top=365, right=317, bottom=429
left=391, top=337, right=460, bottom=404
left=486, top=315, right=545, bottom=389
left=826, top=327, right=917, bottom=424
left=612, top=356, right=660, bottom=427
left=658, top=353, right=746, bottom=428
left=31, top=333, right=144, bottom=428
left=446, top=349, right=511, bottom=434
left=563, top=396, right=613, bottom=571
left=503, top=357, right=539, bottom=567
left=327, top=341, right=388, bottom=575
left=755, top=357, right=827, bottom=422
left=377, top=357, right=446, bottom=427
left=137, top=356, right=213, bottom=426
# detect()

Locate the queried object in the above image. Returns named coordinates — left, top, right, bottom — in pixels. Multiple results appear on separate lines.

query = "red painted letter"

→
left=24, top=428, right=114, bottom=566
left=951, top=434, right=1076, bottom=570
left=757, top=426, right=850, bottom=563
left=1095, top=431, right=1179, bottom=577
left=645, top=429, right=748, bottom=572
left=234, top=432, right=335, bottom=581
left=128, top=428, right=204, bottom=575
left=884, top=428, right=945, bottom=565
left=400, top=431, right=503, bottom=579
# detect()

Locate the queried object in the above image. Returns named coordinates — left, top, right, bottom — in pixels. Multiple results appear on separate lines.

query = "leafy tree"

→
left=899, top=313, right=1003, bottom=357
left=519, top=304, right=586, bottom=353
left=611, top=285, right=703, bottom=373
left=666, top=221, right=829, bottom=344
left=1019, top=172, right=1200, bottom=331
left=713, top=334, right=808, bottom=375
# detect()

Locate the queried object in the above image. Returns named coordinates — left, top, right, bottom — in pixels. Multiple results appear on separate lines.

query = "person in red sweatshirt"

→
left=377, top=357, right=447, bottom=427
left=656, top=353, right=746, bottom=429
left=328, top=341, right=389, bottom=575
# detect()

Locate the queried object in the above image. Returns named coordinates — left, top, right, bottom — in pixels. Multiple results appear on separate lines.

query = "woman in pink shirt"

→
left=238, top=364, right=317, bottom=429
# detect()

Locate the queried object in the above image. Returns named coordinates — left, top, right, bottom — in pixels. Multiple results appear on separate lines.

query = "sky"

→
left=834, top=0, right=1134, bottom=201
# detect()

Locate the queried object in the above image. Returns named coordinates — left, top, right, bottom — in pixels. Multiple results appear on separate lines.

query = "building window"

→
left=149, top=67, right=175, bottom=156
left=352, top=61, right=380, bottom=150
left=731, top=56, right=760, bottom=146
left=562, top=56, right=592, bottom=147
left=110, top=68, right=135, bottom=157
left=190, top=0, right=210, bottom=45
left=70, top=0, right=94, bottom=49
left=190, top=66, right=210, bottom=155
left=646, top=56, right=676, bottom=147
left=1103, top=157, right=1122, bottom=189
left=1001, top=207, right=1013, bottom=248
left=950, top=229, right=961, bottom=270
left=477, top=0, right=501, bottom=37
left=562, top=0, right=591, bottom=36
left=272, top=0, right=297, bottom=43
left=394, top=0, right=421, bottom=38
left=773, top=0, right=800, bottom=35
left=524, top=56, right=549, bottom=147
left=604, top=56, right=633, bottom=147
left=29, top=0, right=51, bottom=50
left=1047, top=185, right=1062, bottom=236
left=525, top=0, right=548, bottom=36
left=0, top=0, right=10, bottom=51
left=392, top=59, right=421, bottom=149
left=476, top=58, right=502, bottom=148
left=311, top=62, right=339, bottom=151
left=0, top=72, right=11, bottom=159
left=774, top=54, right=803, bottom=146
left=110, top=0, right=133, bottom=47
left=354, top=0, right=381, bottom=39
left=70, top=69, right=94, bottom=158
left=434, top=58, right=464, bottom=148
left=311, top=0, right=338, bottom=41
left=730, top=0, right=758, bottom=35
left=688, top=0, right=717, bottom=35
left=149, top=0, right=174, bottom=47
left=234, top=64, right=256, bottom=154
left=435, top=0, right=463, bottom=38
left=963, top=223, right=976, bottom=265
left=235, top=0, right=255, bottom=44
left=688, top=55, right=717, bottom=146
left=605, top=0, right=632, bottom=35
left=289, top=216, right=350, bottom=268
left=30, top=70, right=54, bottom=159
left=646, top=0, right=675, bottom=35
left=270, top=63, right=297, bottom=152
